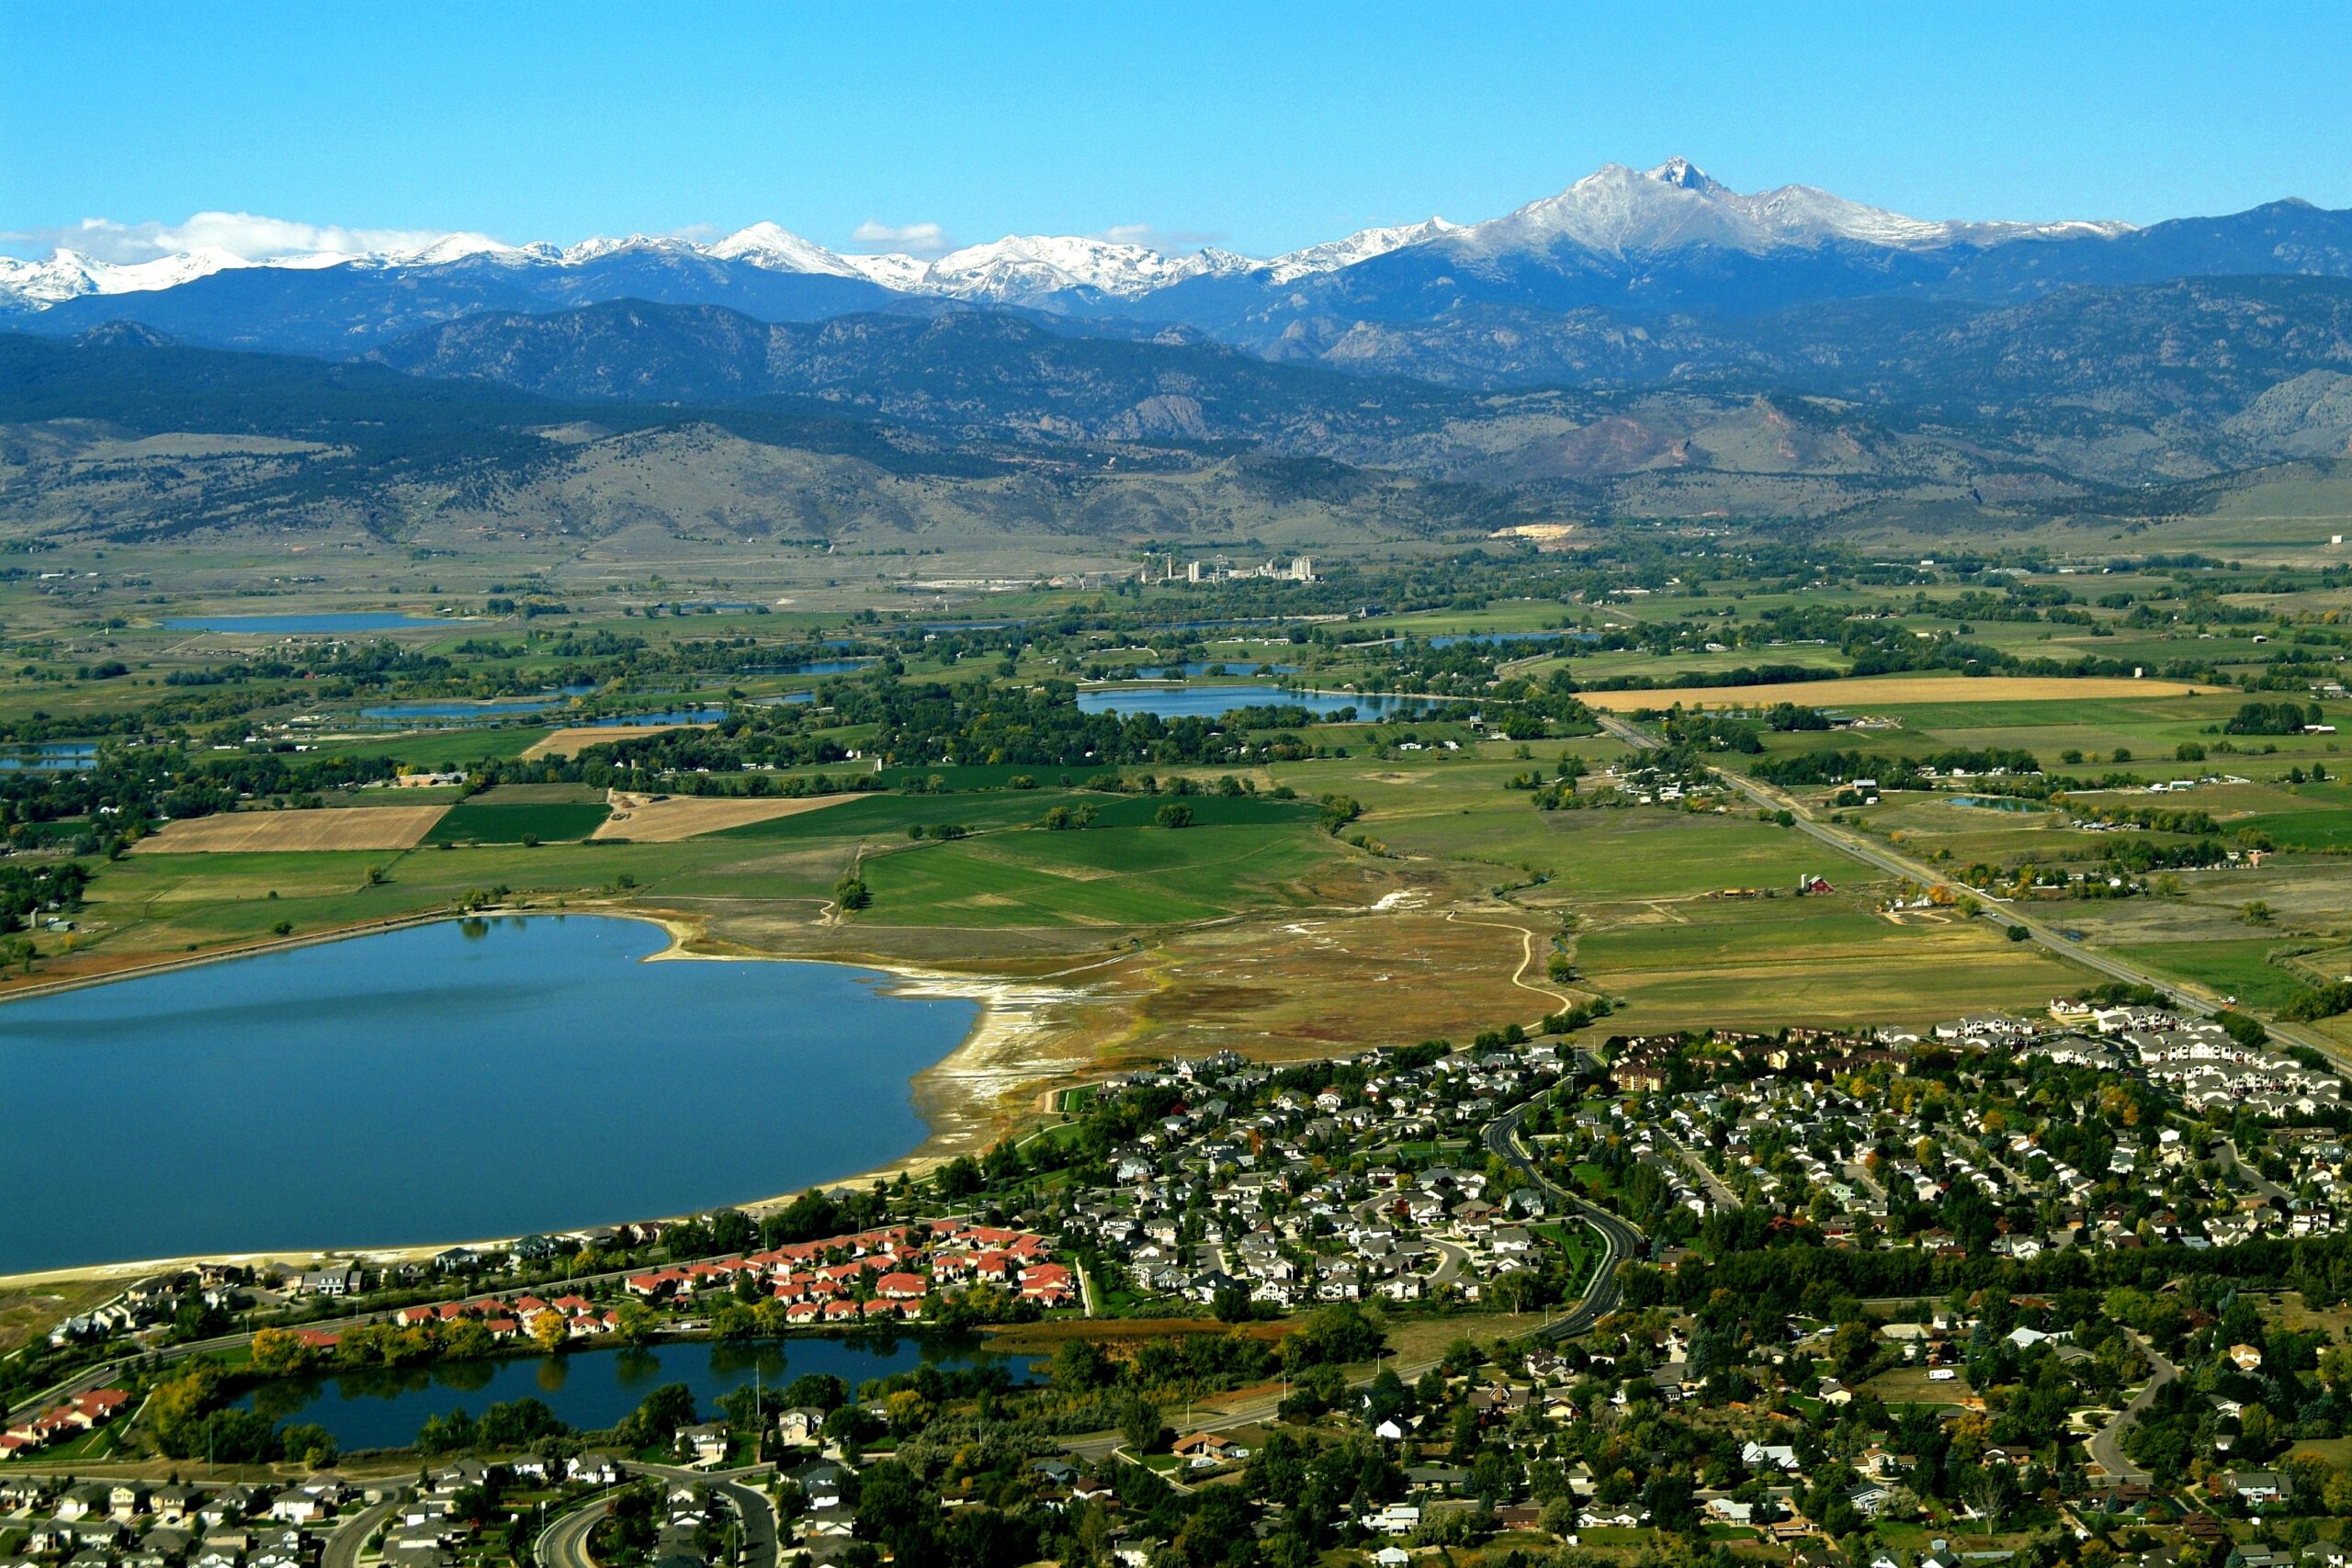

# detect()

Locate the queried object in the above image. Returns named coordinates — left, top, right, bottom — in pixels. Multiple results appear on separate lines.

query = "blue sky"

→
left=6, top=1, right=2349, bottom=262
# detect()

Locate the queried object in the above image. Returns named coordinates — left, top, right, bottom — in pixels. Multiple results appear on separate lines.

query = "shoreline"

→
left=0, top=908, right=1111, bottom=1292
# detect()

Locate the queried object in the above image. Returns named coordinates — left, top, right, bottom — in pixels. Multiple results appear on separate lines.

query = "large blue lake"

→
left=240, top=1337, right=1033, bottom=1450
left=1077, top=684, right=1402, bottom=719
left=0, top=918, right=978, bottom=1273
left=166, top=614, right=456, bottom=634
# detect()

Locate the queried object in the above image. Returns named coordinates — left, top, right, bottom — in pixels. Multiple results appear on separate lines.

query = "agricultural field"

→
left=0, top=529, right=2345, bottom=1112
left=426, top=784, right=615, bottom=845
left=592, top=791, right=854, bottom=840
left=130, top=805, right=449, bottom=853
left=1578, top=673, right=2203, bottom=712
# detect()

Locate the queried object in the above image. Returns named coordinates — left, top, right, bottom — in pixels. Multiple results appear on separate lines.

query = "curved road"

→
left=2085, top=1332, right=2177, bottom=1485
left=322, top=1502, right=394, bottom=1568
left=537, top=1465, right=776, bottom=1568
left=1059, top=1090, right=1643, bottom=1462
left=1479, top=1098, right=1644, bottom=1339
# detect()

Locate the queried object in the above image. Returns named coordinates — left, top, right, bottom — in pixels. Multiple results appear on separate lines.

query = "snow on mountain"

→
left=842, top=233, right=1252, bottom=302
left=1263, top=218, right=1462, bottom=284
left=0, top=162, right=2143, bottom=316
left=0, top=246, right=254, bottom=309
left=1442, top=159, right=2132, bottom=263
left=707, top=222, right=864, bottom=278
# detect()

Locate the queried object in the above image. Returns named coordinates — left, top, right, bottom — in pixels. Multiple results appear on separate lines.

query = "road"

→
left=2086, top=1333, right=2177, bottom=1485
left=1479, top=1099, right=1643, bottom=1339
left=2222, top=1137, right=2292, bottom=1202
left=1595, top=711, right=2346, bottom=1066
left=537, top=1464, right=775, bottom=1568
left=322, top=1502, right=394, bottom=1568
left=1658, top=1127, right=1742, bottom=1212
left=537, top=1496, right=602, bottom=1568
left=1058, top=1089, right=1645, bottom=1461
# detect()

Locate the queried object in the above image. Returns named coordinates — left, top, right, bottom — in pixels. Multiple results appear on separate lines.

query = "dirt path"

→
left=1443, top=908, right=1575, bottom=1012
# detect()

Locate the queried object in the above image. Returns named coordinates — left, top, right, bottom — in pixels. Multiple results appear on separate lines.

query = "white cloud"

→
left=849, top=220, right=956, bottom=256
left=1092, top=222, right=1226, bottom=252
left=0, top=212, right=510, bottom=264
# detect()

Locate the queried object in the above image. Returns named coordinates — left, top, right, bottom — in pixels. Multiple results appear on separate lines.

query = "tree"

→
left=613, top=1300, right=658, bottom=1344
left=1118, top=1394, right=1165, bottom=1453
left=1049, top=1338, right=1111, bottom=1393
left=618, top=1382, right=697, bottom=1448
left=249, top=1326, right=317, bottom=1376
left=279, top=1423, right=338, bottom=1470
left=834, top=874, right=871, bottom=911
left=531, top=1311, right=571, bottom=1355
left=1155, top=802, right=1194, bottom=829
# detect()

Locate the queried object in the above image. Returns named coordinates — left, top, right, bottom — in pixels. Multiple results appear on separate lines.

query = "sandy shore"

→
left=0, top=908, right=1121, bottom=1292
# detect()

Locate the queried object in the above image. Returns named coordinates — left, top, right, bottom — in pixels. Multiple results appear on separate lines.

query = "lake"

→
left=0, top=743, right=96, bottom=773
left=0, top=917, right=978, bottom=1273
left=165, top=614, right=455, bottom=634
left=1947, top=794, right=2043, bottom=813
left=586, top=708, right=728, bottom=726
left=239, top=1337, right=1033, bottom=1450
left=1077, top=684, right=1403, bottom=719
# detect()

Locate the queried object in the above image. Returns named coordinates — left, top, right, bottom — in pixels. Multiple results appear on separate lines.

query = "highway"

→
left=1594, top=710, right=2345, bottom=1066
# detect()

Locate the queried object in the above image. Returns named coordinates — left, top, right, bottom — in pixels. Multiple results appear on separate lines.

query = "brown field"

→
left=524, top=723, right=710, bottom=759
left=130, top=805, right=448, bottom=853
left=1575, top=674, right=2199, bottom=711
left=592, top=792, right=854, bottom=841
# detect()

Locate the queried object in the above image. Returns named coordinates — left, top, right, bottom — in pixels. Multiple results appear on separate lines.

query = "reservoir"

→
left=239, top=1337, right=1033, bottom=1450
left=1077, top=684, right=1402, bottom=720
left=0, top=917, right=978, bottom=1274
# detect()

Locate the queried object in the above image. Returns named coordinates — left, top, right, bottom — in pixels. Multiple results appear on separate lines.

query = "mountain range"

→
left=6, top=159, right=2352, bottom=552
left=15, top=160, right=2352, bottom=367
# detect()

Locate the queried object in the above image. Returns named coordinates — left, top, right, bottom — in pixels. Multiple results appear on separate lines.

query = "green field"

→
left=859, top=820, right=1339, bottom=928
left=427, top=800, right=613, bottom=844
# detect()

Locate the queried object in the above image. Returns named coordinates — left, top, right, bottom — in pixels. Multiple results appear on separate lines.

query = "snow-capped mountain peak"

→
left=0, top=245, right=254, bottom=309
left=707, top=223, right=862, bottom=278
left=1263, top=218, right=1460, bottom=284
left=1646, top=156, right=1723, bottom=194
left=1439, top=158, right=2135, bottom=262
left=0, top=161, right=2148, bottom=318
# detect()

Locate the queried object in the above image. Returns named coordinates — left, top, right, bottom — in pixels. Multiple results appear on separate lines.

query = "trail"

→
left=1444, top=908, right=1575, bottom=1012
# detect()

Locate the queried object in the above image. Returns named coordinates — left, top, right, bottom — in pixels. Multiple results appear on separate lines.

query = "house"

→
left=777, top=1408, right=827, bottom=1447
left=786, top=1462, right=851, bottom=1513
left=677, top=1424, right=729, bottom=1465
left=1362, top=1504, right=1421, bottom=1536
left=296, top=1267, right=360, bottom=1297
left=570, top=1455, right=624, bottom=1486
left=1171, top=1433, right=1249, bottom=1466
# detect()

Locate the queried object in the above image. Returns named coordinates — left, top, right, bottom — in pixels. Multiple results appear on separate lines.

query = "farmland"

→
left=0, top=525, right=2339, bottom=1158
left=129, top=804, right=448, bottom=853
